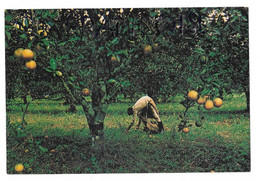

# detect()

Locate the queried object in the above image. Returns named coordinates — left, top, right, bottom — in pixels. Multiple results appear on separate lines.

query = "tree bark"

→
left=245, top=88, right=250, bottom=112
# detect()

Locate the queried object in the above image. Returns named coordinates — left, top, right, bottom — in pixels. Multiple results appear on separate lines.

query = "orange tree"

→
left=183, top=7, right=249, bottom=111
left=5, top=10, right=62, bottom=103
left=200, top=7, right=249, bottom=111
left=110, top=8, right=204, bottom=102
left=5, top=8, right=249, bottom=139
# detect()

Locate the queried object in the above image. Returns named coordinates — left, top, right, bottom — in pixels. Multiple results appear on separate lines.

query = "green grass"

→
left=6, top=94, right=250, bottom=173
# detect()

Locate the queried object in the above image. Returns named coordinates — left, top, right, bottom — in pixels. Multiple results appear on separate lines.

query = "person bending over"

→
left=126, top=96, right=164, bottom=133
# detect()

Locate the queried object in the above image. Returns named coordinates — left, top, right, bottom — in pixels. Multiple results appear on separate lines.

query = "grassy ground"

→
left=6, top=94, right=250, bottom=173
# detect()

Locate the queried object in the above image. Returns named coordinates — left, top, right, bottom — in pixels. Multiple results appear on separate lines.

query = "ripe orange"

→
left=15, top=163, right=24, bottom=172
left=213, top=98, right=223, bottom=107
left=197, top=96, right=206, bottom=105
left=14, top=48, right=24, bottom=58
left=82, top=88, right=90, bottom=96
left=110, top=56, right=117, bottom=63
left=144, top=45, right=152, bottom=55
left=25, top=60, right=37, bottom=70
left=183, top=127, right=189, bottom=133
left=204, top=100, right=214, bottom=110
left=25, top=149, right=29, bottom=153
left=187, top=90, right=198, bottom=101
left=22, top=49, right=34, bottom=60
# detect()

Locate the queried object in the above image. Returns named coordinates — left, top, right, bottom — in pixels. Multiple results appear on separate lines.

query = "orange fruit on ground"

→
left=197, top=96, right=206, bottom=105
left=187, top=90, right=198, bottom=101
left=213, top=98, right=223, bottom=107
left=143, top=45, right=152, bottom=55
left=22, top=49, right=34, bottom=60
left=14, top=48, right=24, bottom=58
left=25, top=149, right=29, bottom=153
left=183, top=127, right=189, bottom=133
left=82, top=88, right=90, bottom=96
left=25, top=60, right=37, bottom=70
left=204, top=100, right=214, bottom=110
left=15, top=163, right=24, bottom=172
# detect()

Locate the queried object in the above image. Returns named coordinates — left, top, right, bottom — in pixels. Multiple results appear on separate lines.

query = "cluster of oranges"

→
left=14, top=48, right=36, bottom=70
left=187, top=90, right=223, bottom=110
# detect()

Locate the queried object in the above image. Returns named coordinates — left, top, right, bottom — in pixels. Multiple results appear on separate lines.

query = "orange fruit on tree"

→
left=183, top=127, right=189, bottom=133
left=15, top=163, right=24, bottom=172
left=22, top=49, right=34, bottom=60
left=204, top=95, right=210, bottom=99
left=197, top=96, right=206, bottom=105
left=25, top=60, right=37, bottom=70
left=110, top=56, right=117, bottom=63
left=213, top=98, right=223, bottom=107
left=204, top=100, right=214, bottom=110
left=143, top=45, right=152, bottom=55
left=14, top=48, right=24, bottom=58
left=187, top=90, right=198, bottom=101
left=82, top=88, right=90, bottom=96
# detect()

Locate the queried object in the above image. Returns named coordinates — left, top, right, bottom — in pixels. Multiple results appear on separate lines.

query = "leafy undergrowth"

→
left=6, top=94, right=250, bottom=173
left=7, top=128, right=250, bottom=174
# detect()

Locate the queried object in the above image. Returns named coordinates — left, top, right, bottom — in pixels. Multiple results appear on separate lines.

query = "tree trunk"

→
left=22, top=95, right=27, bottom=104
left=244, top=88, right=250, bottom=112
left=81, top=83, right=106, bottom=137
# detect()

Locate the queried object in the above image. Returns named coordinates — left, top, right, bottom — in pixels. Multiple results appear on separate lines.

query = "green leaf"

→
left=150, top=12, right=158, bottom=17
left=58, top=42, right=66, bottom=46
left=194, top=47, right=205, bottom=54
left=5, top=30, right=11, bottom=40
left=50, top=58, right=57, bottom=70
left=98, top=46, right=105, bottom=52
left=115, top=50, right=128, bottom=57
left=19, top=34, right=27, bottom=40
left=111, top=37, right=119, bottom=45
left=5, top=14, right=13, bottom=21
left=39, top=145, right=48, bottom=153
left=108, top=79, right=117, bottom=83
left=45, top=67, right=53, bottom=72
left=209, top=52, right=216, bottom=57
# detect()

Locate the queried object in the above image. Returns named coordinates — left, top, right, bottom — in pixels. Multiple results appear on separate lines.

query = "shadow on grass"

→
left=7, top=127, right=250, bottom=174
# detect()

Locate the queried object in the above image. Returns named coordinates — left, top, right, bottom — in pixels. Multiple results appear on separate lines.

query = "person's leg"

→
left=149, top=105, right=164, bottom=133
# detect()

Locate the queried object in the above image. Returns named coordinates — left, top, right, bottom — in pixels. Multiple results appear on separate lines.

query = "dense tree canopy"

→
left=5, top=7, right=249, bottom=136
